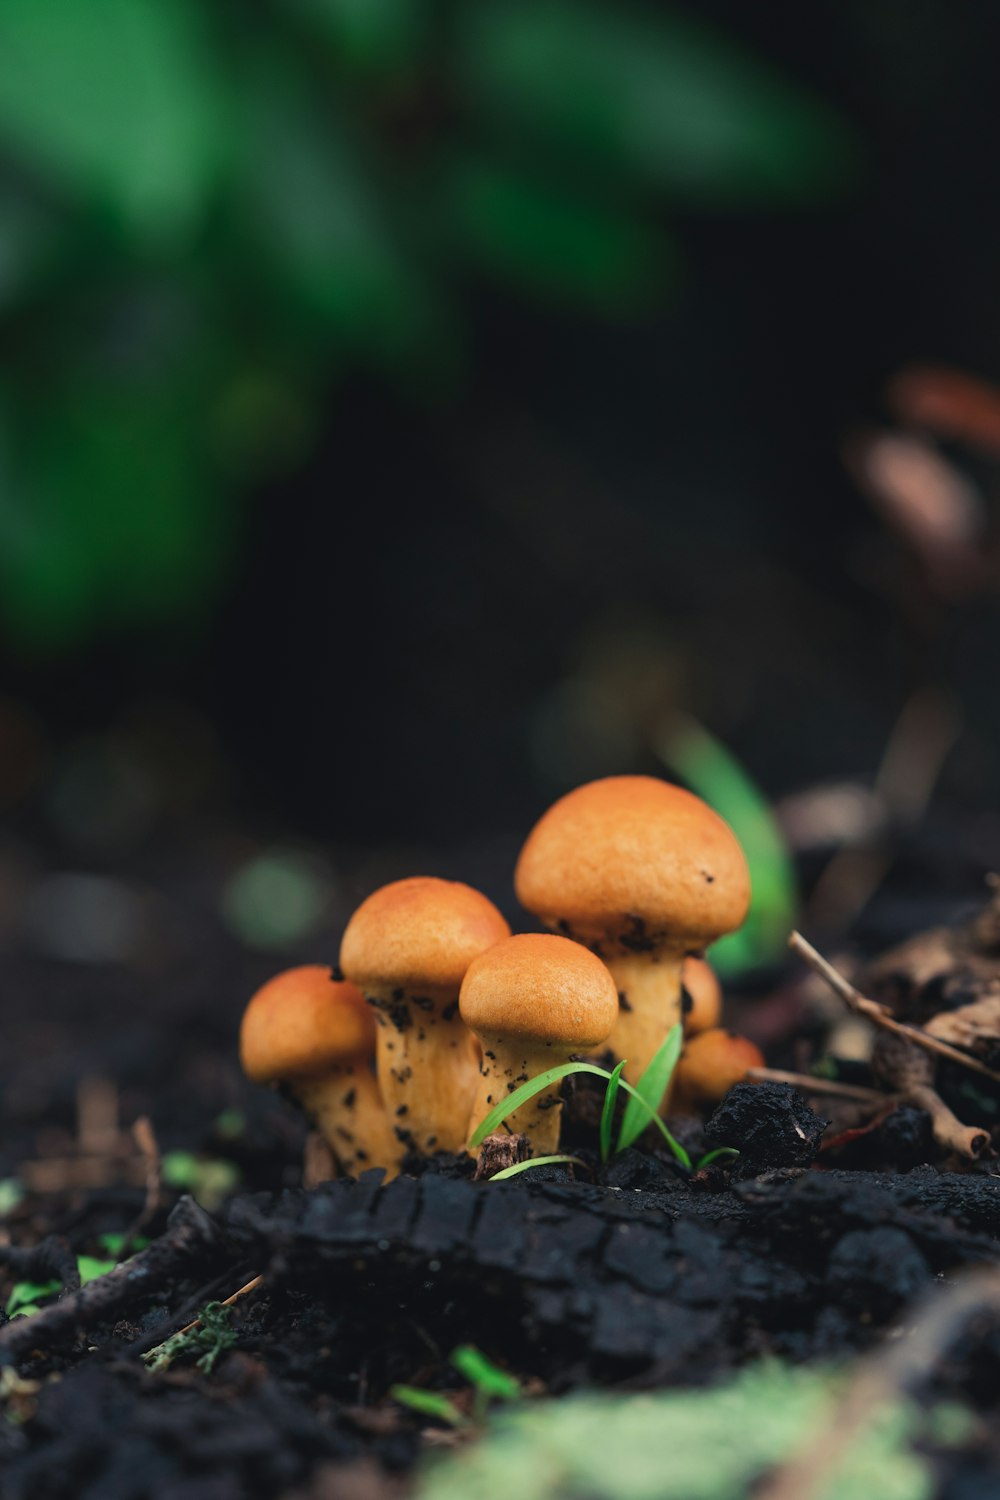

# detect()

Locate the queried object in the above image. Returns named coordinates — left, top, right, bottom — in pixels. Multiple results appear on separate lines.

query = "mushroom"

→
left=515, top=775, right=751, bottom=1084
left=239, top=965, right=403, bottom=1178
left=670, top=1028, right=764, bottom=1113
left=460, top=932, right=619, bottom=1156
left=683, top=957, right=722, bottom=1036
left=340, top=877, right=510, bottom=1155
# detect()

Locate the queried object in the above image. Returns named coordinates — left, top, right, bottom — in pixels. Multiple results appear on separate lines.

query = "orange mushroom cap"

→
left=515, top=775, right=751, bottom=951
left=340, top=877, right=510, bottom=993
left=240, top=965, right=375, bottom=1085
left=460, top=933, right=618, bottom=1049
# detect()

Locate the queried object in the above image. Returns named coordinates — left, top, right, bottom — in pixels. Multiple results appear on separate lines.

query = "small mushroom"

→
left=670, top=1028, right=764, bottom=1113
left=239, top=965, right=403, bottom=1178
left=683, top=957, right=722, bottom=1036
left=460, top=932, right=619, bottom=1156
left=515, top=775, right=751, bottom=1085
left=340, top=877, right=510, bottom=1155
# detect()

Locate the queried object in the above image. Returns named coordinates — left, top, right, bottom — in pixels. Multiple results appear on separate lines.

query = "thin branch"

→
left=789, top=931, right=1000, bottom=1086
left=142, top=1273, right=265, bottom=1365
left=0, top=1197, right=222, bottom=1359
left=746, top=1067, right=887, bottom=1104
left=117, top=1116, right=162, bottom=1258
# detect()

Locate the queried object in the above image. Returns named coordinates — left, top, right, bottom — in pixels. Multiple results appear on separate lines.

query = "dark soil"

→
left=3, top=825, right=1000, bottom=1499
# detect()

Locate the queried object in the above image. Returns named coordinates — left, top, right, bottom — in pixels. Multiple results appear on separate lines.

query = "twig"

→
left=0, top=1236, right=80, bottom=1296
left=805, top=689, right=961, bottom=934
left=125, top=1267, right=248, bottom=1357
left=907, top=1085, right=989, bottom=1160
left=0, top=1197, right=223, bottom=1360
left=746, top=1067, right=887, bottom=1104
left=759, top=1266, right=1000, bottom=1500
left=141, top=1273, right=265, bottom=1366
left=117, top=1116, right=162, bottom=1258
left=77, top=1077, right=121, bottom=1157
left=20, top=1158, right=150, bottom=1192
left=789, top=932, right=1000, bottom=1086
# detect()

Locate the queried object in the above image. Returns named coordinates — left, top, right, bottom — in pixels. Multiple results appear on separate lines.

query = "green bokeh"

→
left=0, top=0, right=858, bottom=651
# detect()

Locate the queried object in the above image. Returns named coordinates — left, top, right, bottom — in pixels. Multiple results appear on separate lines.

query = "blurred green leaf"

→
left=450, top=1346, right=521, bottom=1403
left=6, top=1279, right=60, bottom=1317
left=0, top=1179, right=24, bottom=1218
left=655, top=715, right=797, bottom=974
left=0, top=179, right=58, bottom=308
left=0, top=0, right=229, bottom=240
left=391, top=1385, right=468, bottom=1428
left=417, top=1362, right=933, bottom=1500
left=0, top=377, right=226, bottom=649
left=77, top=1256, right=117, bottom=1285
left=446, top=157, right=670, bottom=313
left=459, top=1, right=858, bottom=206
left=235, top=63, right=430, bottom=359
left=292, top=0, right=427, bottom=74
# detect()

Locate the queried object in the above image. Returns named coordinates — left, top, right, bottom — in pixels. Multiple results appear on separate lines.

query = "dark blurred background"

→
left=2, top=0, right=1000, bottom=979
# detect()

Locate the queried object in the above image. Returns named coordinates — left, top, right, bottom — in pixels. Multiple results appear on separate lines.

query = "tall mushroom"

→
left=239, top=965, right=403, bottom=1178
left=340, top=877, right=510, bottom=1155
left=460, top=932, right=619, bottom=1156
left=515, top=775, right=751, bottom=1085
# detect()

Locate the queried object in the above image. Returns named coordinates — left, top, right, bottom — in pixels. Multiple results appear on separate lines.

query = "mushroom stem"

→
left=602, top=950, right=685, bottom=1086
left=367, top=987, right=479, bottom=1154
left=296, top=1067, right=403, bottom=1180
left=467, top=1037, right=569, bottom=1156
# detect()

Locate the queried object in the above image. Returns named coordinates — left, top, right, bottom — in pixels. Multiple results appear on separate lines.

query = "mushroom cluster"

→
left=240, top=775, right=761, bottom=1178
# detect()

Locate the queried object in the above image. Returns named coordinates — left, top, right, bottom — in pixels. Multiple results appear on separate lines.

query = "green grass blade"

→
left=616, top=1024, right=682, bottom=1153
left=655, top=714, right=797, bottom=975
left=469, top=1061, right=610, bottom=1148
left=599, top=1059, right=626, bottom=1163
left=469, top=1058, right=692, bottom=1169
left=695, top=1147, right=740, bottom=1170
left=451, top=1346, right=521, bottom=1402
left=488, top=1154, right=583, bottom=1181
left=390, top=1385, right=467, bottom=1428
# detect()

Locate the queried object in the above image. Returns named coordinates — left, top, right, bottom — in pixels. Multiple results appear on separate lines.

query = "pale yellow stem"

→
left=296, top=1066, right=403, bottom=1180
left=467, top=1037, right=572, bottom=1157
left=369, top=986, right=480, bottom=1154
left=602, top=950, right=685, bottom=1086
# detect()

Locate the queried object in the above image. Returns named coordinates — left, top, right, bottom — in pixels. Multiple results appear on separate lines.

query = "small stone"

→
left=704, top=1082, right=829, bottom=1178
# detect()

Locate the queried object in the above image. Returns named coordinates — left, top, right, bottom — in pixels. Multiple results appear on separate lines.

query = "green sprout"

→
left=143, top=1301, right=237, bottom=1375
left=469, top=1052, right=691, bottom=1168
left=391, top=1386, right=468, bottom=1428
left=598, top=1060, right=626, bottom=1163
left=451, top=1345, right=520, bottom=1424
left=161, top=1151, right=241, bottom=1210
left=5, top=1251, right=121, bottom=1319
left=616, top=1027, right=683, bottom=1153
left=5, top=1280, right=60, bottom=1319
left=393, top=1345, right=521, bottom=1428
left=474, top=1028, right=737, bottom=1177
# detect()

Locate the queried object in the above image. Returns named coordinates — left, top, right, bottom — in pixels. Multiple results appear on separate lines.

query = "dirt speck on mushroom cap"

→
left=515, top=775, right=751, bottom=950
